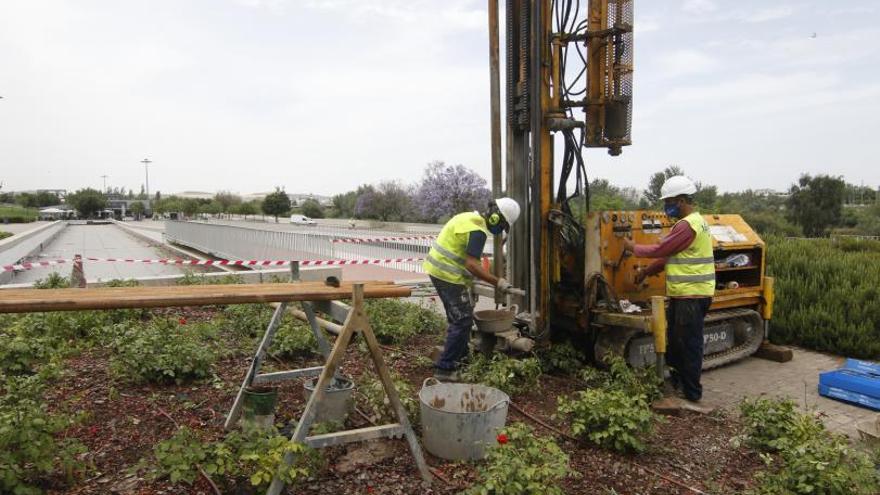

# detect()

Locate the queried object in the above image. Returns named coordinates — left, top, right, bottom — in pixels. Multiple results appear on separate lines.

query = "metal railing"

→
left=165, top=221, right=497, bottom=275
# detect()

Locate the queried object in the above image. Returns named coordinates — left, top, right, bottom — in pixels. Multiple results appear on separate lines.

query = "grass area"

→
left=768, top=237, right=880, bottom=359
left=0, top=204, right=38, bottom=223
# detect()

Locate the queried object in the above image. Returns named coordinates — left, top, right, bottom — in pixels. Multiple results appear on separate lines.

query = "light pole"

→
left=101, top=174, right=108, bottom=192
left=140, top=158, right=151, bottom=199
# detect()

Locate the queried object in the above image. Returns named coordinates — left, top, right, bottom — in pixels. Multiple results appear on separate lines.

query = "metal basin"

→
left=473, top=307, right=516, bottom=334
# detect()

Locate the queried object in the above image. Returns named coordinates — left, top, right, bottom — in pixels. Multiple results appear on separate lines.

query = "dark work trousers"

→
left=665, top=297, right=712, bottom=401
left=430, top=275, right=474, bottom=371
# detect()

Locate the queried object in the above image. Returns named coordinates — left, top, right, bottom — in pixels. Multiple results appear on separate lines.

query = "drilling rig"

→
left=480, top=0, right=775, bottom=373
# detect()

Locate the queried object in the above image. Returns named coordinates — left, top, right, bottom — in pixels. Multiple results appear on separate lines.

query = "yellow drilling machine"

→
left=474, top=0, right=775, bottom=375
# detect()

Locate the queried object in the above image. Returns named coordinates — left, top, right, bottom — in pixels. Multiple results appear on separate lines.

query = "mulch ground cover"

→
left=40, top=306, right=764, bottom=495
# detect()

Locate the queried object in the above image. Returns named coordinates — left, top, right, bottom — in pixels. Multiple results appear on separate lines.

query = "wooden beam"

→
left=304, top=424, right=405, bottom=449
left=0, top=281, right=410, bottom=314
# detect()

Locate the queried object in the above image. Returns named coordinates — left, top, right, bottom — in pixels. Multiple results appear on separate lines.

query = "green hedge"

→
left=768, top=237, right=880, bottom=358
left=0, top=205, right=38, bottom=223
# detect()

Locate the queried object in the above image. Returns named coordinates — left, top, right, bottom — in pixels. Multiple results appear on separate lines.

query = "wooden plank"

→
left=0, top=282, right=410, bottom=314
left=754, top=342, right=794, bottom=363
left=304, top=424, right=404, bottom=449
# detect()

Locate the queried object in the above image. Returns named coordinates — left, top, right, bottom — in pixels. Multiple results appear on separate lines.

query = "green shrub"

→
left=0, top=231, right=12, bottom=240
left=110, top=318, right=216, bottom=383
left=364, top=298, right=445, bottom=343
left=148, top=426, right=320, bottom=489
left=752, top=434, right=879, bottom=495
left=536, top=341, right=584, bottom=375
left=0, top=324, right=56, bottom=375
left=0, top=205, right=38, bottom=223
left=738, top=397, right=803, bottom=451
left=768, top=237, right=880, bottom=358
left=359, top=371, right=419, bottom=424
left=739, top=397, right=880, bottom=495
left=221, top=304, right=273, bottom=339
left=0, top=374, right=85, bottom=494
left=557, top=387, right=655, bottom=453
left=176, top=271, right=244, bottom=286
left=271, top=321, right=318, bottom=358
left=461, top=354, right=542, bottom=397
left=32, top=272, right=70, bottom=289
left=577, top=355, right=662, bottom=402
left=464, top=423, right=570, bottom=495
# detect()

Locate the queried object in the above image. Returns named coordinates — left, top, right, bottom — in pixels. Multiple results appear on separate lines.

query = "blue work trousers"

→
left=430, top=276, right=474, bottom=371
left=666, top=297, right=711, bottom=401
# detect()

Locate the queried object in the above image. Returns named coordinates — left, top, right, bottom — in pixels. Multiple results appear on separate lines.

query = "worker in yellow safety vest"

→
left=623, top=176, right=715, bottom=402
left=424, top=197, right=521, bottom=381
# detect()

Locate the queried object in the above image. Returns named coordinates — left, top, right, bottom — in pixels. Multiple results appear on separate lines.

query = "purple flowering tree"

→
left=415, top=161, right=492, bottom=223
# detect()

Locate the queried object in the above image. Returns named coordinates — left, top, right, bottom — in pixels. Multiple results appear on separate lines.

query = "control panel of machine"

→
left=591, top=211, right=767, bottom=305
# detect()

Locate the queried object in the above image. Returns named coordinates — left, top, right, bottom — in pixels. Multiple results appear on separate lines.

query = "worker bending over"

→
left=623, top=176, right=715, bottom=402
left=424, top=198, right=521, bottom=381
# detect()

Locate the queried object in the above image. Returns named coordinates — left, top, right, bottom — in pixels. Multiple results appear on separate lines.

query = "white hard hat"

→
left=660, top=175, right=698, bottom=200
left=494, top=197, right=521, bottom=226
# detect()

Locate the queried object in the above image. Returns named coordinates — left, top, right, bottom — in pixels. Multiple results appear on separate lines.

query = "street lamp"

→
left=140, top=158, right=151, bottom=199
left=101, top=174, right=108, bottom=192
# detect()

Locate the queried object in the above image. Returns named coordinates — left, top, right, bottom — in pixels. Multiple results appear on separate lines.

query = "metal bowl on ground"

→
left=473, top=306, right=517, bottom=334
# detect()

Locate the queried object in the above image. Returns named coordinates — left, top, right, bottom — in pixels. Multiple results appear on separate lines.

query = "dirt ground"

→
left=39, top=307, right=768, bottom=495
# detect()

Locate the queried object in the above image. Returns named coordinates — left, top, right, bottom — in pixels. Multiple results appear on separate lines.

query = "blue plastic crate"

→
left=818, top=359, right=880, bottom=411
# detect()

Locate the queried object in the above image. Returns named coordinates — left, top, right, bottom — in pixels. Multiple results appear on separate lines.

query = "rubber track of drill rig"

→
left=594, top=307, right=764, bottom=371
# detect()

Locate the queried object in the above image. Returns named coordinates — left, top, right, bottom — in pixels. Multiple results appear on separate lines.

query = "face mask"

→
left=488, top=223, right=505, bottom=235
left=664, top=202, right=681, bottom=219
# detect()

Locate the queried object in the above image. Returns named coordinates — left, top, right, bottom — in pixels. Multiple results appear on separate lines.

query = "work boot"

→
left=433, top=368, right=462, bottom=382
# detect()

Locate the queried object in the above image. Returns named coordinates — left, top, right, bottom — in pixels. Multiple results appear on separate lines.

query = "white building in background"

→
left=288, top=193, right=332, bottom=207
left=175, top=191, right=215, bottom=200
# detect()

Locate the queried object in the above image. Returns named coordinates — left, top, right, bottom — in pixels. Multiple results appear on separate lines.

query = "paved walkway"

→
left=702, top=348, right=878, bottom=439
left=10, top=224, right=187, bottom=285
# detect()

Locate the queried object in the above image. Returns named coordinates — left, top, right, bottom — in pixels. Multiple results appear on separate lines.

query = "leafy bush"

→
left=0, top=205, right=38, bottom=223
left=221, top=304, right=272, bottom=339
left=536, top=341, right=584, bottom=375
left=738, top=397, right=803, bottom=451
left=0, top=231, right=12, bottom=240
left=271, top=321, right=318, bottom=358
left=557, top=387, right=655, bottom=453
left=461, top=354, right=542, bottom=397
left=739, top=397, right=880, bottom=495
left=32, top=272, right=70, bottom=289
left=149, top=426, right=320, bottom=489
left=359, top=371, right=419, bottom=424
left=577, top=355, right=662, bottom=402
left=110, top=318, right=216, bottom=383
left=176, top=271, right=244, bottom=286
left=0, top=324, right=56, bottom=375
left=768, top=237, right=880, bottom=358
left=0, top=373, right=85, bottom=494
left=364, top=298, right=445, bottom=343
left=464, top=423, right=570, bottom=495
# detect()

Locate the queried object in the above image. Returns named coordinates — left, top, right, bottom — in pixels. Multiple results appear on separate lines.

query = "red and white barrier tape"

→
left=330, top=235, right=436, bottom=244
left=2, top=257, right=425, bottom=273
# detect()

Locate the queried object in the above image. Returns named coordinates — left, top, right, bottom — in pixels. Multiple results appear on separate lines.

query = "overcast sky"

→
left=1, top=0, right=878, bottom=196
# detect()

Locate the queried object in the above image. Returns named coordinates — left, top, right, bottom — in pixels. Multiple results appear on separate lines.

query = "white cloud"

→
left=744, top=6, right=794, bottom=23
left=656, top=49, right=719, bottom=76
left=682, top=0, right=718, bottom=15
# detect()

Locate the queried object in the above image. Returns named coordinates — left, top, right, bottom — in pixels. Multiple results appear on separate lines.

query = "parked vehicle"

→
left=290, top=214, right=317, bottom=226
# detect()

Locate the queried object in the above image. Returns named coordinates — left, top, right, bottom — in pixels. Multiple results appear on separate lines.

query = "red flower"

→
left=366, top=487, right=375, bottom=494
left=178, top=317, right=187, bottom=325
left=496, top=433, right=508, bottom=445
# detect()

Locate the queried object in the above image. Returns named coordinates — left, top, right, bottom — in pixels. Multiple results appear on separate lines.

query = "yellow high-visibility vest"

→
left=666, top=212, right=715, bottom=297
left=423, top=212, right=489, bottom=286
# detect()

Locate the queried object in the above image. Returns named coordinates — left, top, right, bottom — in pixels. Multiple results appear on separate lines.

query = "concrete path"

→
left=702, top=348, right=878, bottom=439
left=10, top=224, right=187, bottom=284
